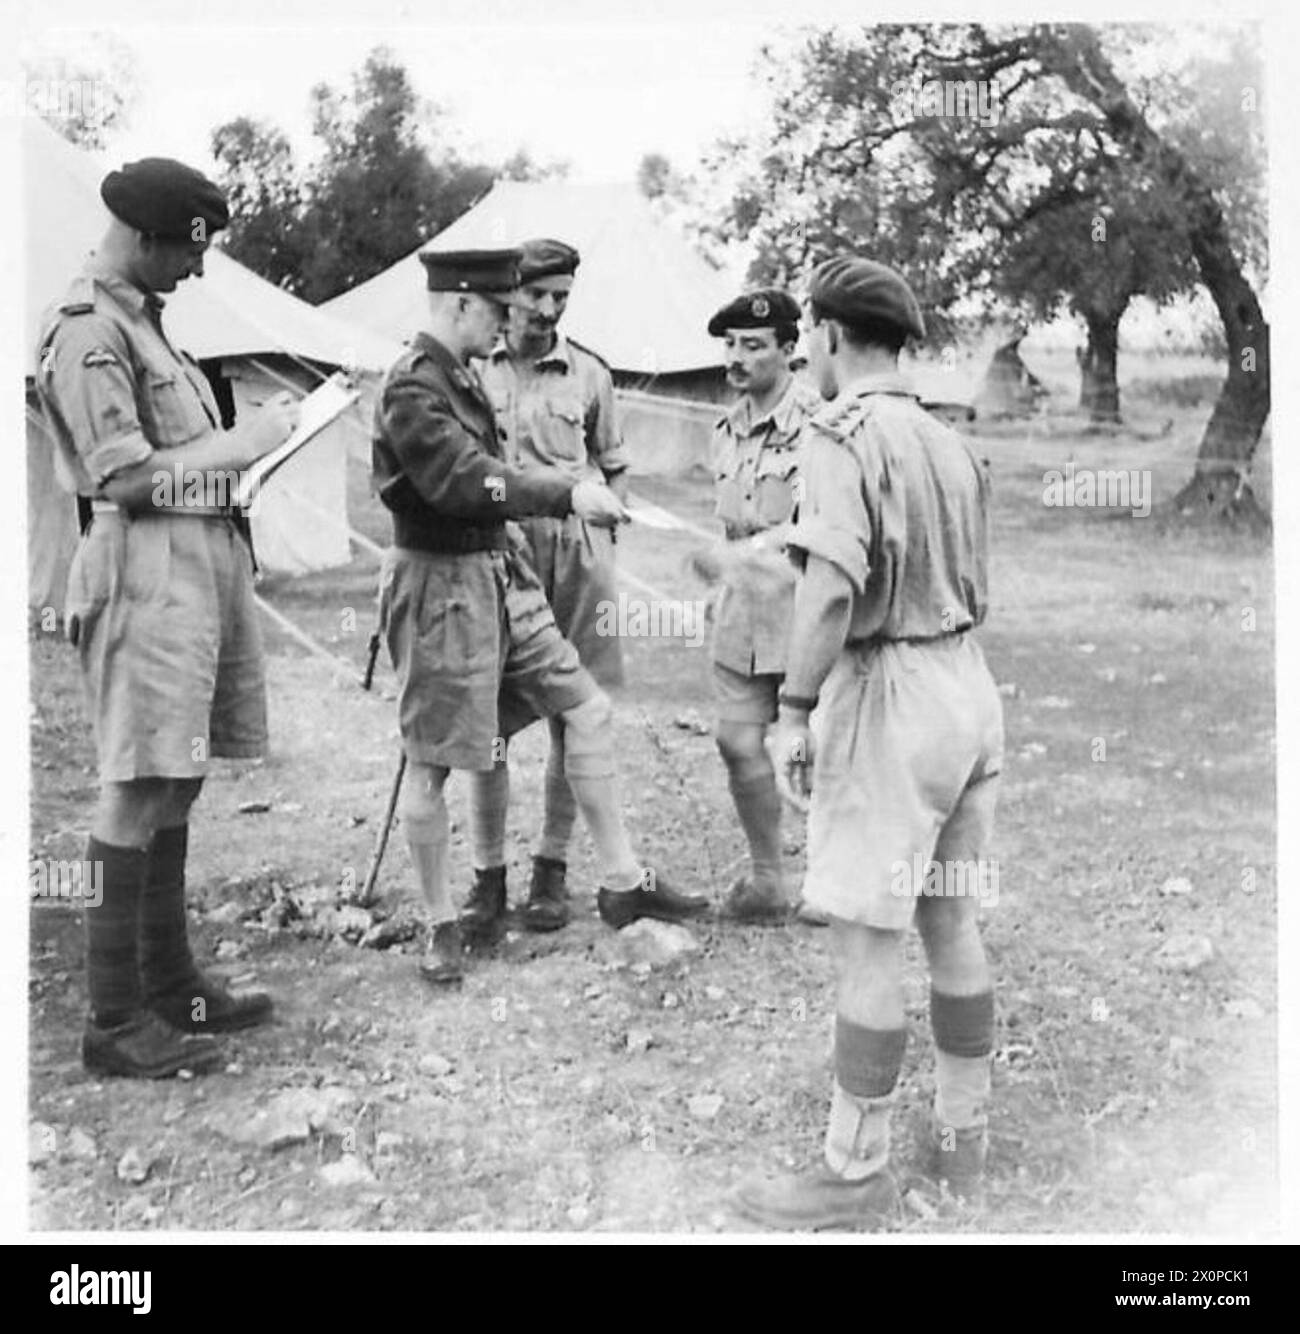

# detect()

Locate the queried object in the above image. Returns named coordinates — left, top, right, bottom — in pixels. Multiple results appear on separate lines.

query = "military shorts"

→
left=380, top=545, right=598, bottom=770
left=711, top=660, right=782, bottom=726
left=514, top=513, right=624, bottom=690
left=65, top=511, right=267, bottom=781
left=801, top=634, right=1004, bottom=930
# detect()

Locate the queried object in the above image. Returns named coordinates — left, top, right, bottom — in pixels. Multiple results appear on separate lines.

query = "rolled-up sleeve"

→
left=41, top=318, right=154, bottom=488
left=585, top=363, right=630, bottom=478
left=784, top=431, right=871, bottom=593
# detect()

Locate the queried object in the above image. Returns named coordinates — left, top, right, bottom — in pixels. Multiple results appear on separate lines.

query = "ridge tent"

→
left=324, top=181, right=740, bottom=475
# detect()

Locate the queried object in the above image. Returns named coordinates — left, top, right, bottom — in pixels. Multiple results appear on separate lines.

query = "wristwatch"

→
left=778, top=691, right=819, bottom=712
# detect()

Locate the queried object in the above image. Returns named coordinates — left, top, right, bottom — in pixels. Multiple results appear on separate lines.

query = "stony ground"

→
left=27, top=381, right=1278, bottom=1235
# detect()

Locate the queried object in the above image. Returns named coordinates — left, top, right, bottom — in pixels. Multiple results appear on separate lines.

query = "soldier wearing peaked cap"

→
left=372, top=248, right=707, bottom=985
left=736, top=256, right=1004, bottom=1228
left=698, top=287, right=823, bottom=925
left=469, top=237, right=634, bottom=935
left=34, top=158, right=301, bottom=1079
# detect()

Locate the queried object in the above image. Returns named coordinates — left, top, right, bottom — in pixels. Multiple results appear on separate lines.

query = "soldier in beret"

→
left=737, top=257, right=1004, bottom=1227
left=34, top=158, right=300, bottom=1078
left=373, top=249, right=707, bottom=984
left=469, top=238, right=631, bottom=933
left=696, top=288, right=823, bottom=924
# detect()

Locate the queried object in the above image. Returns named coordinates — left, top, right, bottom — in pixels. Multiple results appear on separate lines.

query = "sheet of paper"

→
left=624, top=497, right=717, bottom=542
left=237, top=374, right=359, bottom=509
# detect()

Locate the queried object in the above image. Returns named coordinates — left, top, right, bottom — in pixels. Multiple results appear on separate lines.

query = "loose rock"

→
left=64, top=1128, right=98, bottom=1162
left=29, top=1122, right=57, bottom=1166
left=1153, top=934, right=1213, bottom=973
left=613, top=919, right=701, bottom=968
left=115, top=1146, right=151, bottom=1185
left=320, top=1155, right=375, bottom=1187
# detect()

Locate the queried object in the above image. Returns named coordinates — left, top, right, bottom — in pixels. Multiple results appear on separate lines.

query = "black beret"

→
left=808, top=257, right=925, bottom=341
left=100, top=158, right=229, bottom=241
left=707, top=288, right=801, bottom=338
left=518, top=237, right=580, bottom=282
left=419, top=248, right=521, bottom=294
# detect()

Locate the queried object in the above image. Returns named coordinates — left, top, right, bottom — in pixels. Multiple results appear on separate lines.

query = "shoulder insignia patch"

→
left=58, top=276, right=96, bottom=316
left=809, top=396, right=872, bottom=444
left=82, top=349, right=120, bottom=369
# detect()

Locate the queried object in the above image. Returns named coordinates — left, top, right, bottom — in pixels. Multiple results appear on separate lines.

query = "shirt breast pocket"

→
left=144, top=371, right=204, bottom=447
left=754, top=444, right=800, bottom=527
left=542, top=395, right=587, bottom=462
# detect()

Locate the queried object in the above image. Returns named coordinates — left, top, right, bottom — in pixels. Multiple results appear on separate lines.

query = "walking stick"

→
left=357, top=751, right=406, bottom=907
left=354, top=616, right=405, bottom=906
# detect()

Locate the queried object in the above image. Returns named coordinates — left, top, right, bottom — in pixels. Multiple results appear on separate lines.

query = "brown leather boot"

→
left=459, top=866, right=507, bottom=946
left=523, top=856, right=569, bottom=932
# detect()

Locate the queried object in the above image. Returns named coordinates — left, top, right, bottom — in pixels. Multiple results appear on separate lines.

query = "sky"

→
left=17, top=1, right=795, bottom=183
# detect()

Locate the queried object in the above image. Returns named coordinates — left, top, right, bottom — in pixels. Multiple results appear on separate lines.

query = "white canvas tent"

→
left=325, top=181, right=735, bottom=383
left=23, top=116, right=401, bottom=612
left=324, top=181, right=737, bottom=474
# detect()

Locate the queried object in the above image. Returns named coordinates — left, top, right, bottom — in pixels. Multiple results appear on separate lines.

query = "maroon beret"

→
left=518, top=238, right=580, bottom=282
left=809, top=256, right=925, bottom=342
left=100, top=158, right=229, bottom=241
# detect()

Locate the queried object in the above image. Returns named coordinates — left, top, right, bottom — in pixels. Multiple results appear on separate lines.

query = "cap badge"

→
left=751, top=296, right=770, bottom=319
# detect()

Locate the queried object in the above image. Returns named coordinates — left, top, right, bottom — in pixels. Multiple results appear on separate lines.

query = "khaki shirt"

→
left=709, top=375, right=823, bottom=675
left=34, top=255, right=223, bottom=496
left=786, top=373, right=991, bottom=644
left=477, top=334, right=629, bottom=485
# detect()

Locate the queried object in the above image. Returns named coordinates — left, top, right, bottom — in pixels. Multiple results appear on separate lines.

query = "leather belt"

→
left=89, top=498, right=236, bottom=520
left=392, top=513, right=508, bottom=555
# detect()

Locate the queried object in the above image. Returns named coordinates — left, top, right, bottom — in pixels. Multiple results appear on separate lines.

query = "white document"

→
left=624, top=497, right=717, bottom=542
left=236, top=373, right=359, bottom=509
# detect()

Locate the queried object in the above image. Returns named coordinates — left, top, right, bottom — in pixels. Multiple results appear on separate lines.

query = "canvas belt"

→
left=851, top=627, right=972, bottom=652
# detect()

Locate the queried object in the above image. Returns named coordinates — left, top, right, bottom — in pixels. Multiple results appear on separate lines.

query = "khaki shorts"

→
left=65, top=512, right=266, bottom=781
left=711, top=660, right=782, bottom=726
left=380, top=545, right=597, bottom=770
left=802, top=635, right=1004, bottom=930
left=515, top=514, right=624, bottom=689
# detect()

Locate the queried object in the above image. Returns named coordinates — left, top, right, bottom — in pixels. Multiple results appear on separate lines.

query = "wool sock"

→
left=538, top=720, right=578, bottom=863
left=403, top=776, right=452, bottom=923
left=931, top=988, right=994, bottom=1130
left=726, top=758, right=784, bottom=890
left=562, top=698, right=641, bottom=888
left=468, top=763, right=510, bottom=870
left=84, top=836, right=148, bottom=1027
left=139, top=823, right=199, bottom=1000
left=825, top=1017, right=907, bottom=1180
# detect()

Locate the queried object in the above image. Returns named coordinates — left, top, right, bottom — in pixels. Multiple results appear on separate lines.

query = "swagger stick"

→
left=356, top=605, right=405, bottom=906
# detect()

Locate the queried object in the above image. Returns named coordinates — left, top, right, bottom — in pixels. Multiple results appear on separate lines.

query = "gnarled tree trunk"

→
left=1078, top=310, right=1122, bottom=423
left=1041, top=27, right=1270, bottom=525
